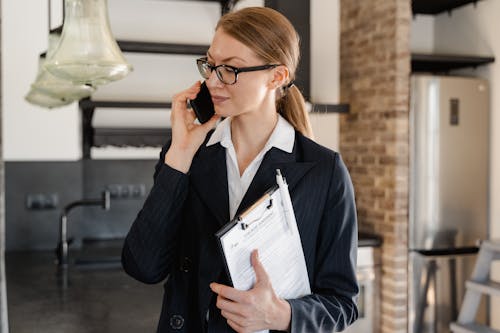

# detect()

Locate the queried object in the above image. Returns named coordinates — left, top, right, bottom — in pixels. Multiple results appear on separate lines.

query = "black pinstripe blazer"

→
left=122, top=131, right=359, bottom=332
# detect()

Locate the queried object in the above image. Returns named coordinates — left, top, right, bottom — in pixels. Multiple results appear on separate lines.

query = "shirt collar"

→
left=206, top=114, right=294, bottom=153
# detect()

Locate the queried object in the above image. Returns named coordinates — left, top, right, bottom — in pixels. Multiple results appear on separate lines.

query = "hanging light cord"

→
left=48, top=0, right=51, bottom=33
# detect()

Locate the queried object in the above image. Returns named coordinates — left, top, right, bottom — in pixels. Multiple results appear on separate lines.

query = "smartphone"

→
left=190, top=81, right=215, bottom=124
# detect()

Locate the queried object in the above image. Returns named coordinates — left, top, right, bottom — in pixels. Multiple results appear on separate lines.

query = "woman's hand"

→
left=164, top=81, right=220, bottom=173
left=210, top=250, right=291, bottom=333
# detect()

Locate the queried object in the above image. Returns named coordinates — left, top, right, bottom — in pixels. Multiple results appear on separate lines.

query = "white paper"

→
left=218, top=171, right=311, bottom=332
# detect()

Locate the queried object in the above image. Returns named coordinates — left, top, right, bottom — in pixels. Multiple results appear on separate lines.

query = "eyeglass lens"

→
left=217, top=67, right=236, bottom=84
left=198, top=61, right=236, bottom=85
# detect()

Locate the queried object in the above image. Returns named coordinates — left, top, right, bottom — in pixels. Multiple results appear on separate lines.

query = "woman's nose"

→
left=206, top=69, right=223, bottom=89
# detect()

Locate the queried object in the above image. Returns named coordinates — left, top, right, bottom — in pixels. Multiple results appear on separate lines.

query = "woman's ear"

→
left=269, top=65, right=289, bottom=89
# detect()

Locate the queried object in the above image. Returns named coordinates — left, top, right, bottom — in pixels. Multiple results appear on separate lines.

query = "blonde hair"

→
left=216, top=7, right=314, bottom=139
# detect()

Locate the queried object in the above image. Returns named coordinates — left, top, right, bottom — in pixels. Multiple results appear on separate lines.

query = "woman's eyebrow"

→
left=207, top=50, right=246, bottom=64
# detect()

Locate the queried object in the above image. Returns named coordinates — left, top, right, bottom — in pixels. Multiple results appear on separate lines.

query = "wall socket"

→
left=106, top=184, right=146, bottom=199
left=26, top=193, right=59, bottom=210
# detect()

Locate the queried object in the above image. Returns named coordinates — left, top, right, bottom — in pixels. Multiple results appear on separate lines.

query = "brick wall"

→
left=339, top=1, right=411, bottom=332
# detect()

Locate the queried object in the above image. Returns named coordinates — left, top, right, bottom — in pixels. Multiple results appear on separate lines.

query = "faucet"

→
left=56, top=190, right=111, bottom=269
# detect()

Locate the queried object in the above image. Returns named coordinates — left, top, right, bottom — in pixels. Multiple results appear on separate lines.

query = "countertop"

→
left=358, top=231, right=382, bottom=248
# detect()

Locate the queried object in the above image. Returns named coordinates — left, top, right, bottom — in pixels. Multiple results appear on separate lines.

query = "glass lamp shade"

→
left=44, top=0, right=132, bottom=86
left=25, top=89, right=73, bottom=109
left=31, top=33, right=95, bottom=100
left=31, top=62, right=95, bottom=100
left=26, top=57, right=75, bottom=108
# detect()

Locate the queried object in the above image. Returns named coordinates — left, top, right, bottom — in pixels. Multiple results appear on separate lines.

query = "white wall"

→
left=432, top=0, right=500, bottom=328
left=410, top=14, right=435, bottom=53
left=434, top=2, right=495, bottom=56
left=309, top=0, right=340, bottom=152
left=1, top=0, right=81, bottom=161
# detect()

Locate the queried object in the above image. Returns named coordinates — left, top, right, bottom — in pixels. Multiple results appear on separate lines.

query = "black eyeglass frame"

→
left=196, top=57, right=281, bottom=85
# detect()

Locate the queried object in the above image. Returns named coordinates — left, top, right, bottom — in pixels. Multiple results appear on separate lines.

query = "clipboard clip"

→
left=266, top=198, right=273, bottom=209
left=239, top=198, right=273, bottom=230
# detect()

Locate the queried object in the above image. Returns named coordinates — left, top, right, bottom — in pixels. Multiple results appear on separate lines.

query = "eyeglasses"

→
left=196, top=57, right=280, bottom=85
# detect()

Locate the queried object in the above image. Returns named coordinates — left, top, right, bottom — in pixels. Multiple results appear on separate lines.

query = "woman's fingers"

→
left=170, top=85, right=202, bottom=129
left=210, top=283, right=244, bottom=303
left=171, top=82, right=201, bottom=116
left=185, top=81, right=202, bottom=100
left=184, top=107, right=197, bottom=125
left=216, top=295, right=245, bottom=315
left=203, top=113, right=220, bottom=127
left=251, top=250, right=270, bottom=286
left=226, top=319, right=246, bottom=333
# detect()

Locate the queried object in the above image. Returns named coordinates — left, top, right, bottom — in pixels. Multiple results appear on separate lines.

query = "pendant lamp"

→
left=31, top=31, right=95, bottom=100
left=45, top=0, right=132, bottom=86
left=25, top=89, right=73, bottom=109
left=25, top=57, right=74, bottom=108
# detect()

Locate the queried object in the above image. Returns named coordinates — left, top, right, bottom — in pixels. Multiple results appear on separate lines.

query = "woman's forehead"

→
left=207, top=29, right=259, bottom=64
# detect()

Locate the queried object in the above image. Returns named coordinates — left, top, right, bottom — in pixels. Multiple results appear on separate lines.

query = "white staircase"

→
left=451, top=240, right=500, bottom=333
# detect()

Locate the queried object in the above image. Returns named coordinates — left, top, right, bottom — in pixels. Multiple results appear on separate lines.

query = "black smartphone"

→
left=190, top=81, right=215, bottom=124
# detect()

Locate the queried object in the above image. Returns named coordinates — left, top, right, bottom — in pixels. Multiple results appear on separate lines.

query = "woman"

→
left=122, top=7, right=358, bottom=333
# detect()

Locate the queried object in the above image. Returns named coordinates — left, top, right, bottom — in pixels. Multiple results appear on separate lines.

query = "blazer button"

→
left=170, top=314, right=184, bottom=330
left=180, top=257, right=191, bottom=273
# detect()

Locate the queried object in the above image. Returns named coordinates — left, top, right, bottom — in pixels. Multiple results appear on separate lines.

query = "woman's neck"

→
left=231, top=109, right=278, bottom=153
left=230, top=106, right=278, bottom=175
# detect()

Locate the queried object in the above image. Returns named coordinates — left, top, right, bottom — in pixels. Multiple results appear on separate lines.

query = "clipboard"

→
left=215, top=170, right=311, bottom=300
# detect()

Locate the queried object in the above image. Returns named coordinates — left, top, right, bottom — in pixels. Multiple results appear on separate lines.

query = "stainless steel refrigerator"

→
left=409, top=75, right=489, bottom=333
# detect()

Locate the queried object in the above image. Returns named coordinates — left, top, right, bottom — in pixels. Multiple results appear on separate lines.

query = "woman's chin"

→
left=214, top=106, right=232, bottom=118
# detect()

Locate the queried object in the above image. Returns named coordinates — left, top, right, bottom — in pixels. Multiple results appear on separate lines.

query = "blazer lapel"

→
left=189, top=143, right=230, bottom=226
left=235, top=146, right=317, bottom=217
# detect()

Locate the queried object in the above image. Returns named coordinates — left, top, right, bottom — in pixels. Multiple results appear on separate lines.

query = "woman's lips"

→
left=211, top=95, right=229, bottom=105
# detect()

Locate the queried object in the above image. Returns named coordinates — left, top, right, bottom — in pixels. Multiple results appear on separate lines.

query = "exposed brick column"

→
left=339, top=1, right=411, bottom=332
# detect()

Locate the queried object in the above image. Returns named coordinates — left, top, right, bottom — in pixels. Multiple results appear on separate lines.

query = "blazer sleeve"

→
left=287, top=153, right=359, bottom=332
left=121, top=141, right=189, bottom=284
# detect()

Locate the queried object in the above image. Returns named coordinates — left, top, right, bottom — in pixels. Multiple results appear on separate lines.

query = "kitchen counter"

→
left=358, top=232, right=382, bottom=248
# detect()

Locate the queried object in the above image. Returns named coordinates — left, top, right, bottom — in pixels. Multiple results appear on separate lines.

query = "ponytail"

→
left=277, top=85, right=314, bottom=139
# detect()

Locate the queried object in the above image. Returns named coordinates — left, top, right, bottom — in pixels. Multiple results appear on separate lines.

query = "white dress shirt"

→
left=206, top=114, right=295, bottom=220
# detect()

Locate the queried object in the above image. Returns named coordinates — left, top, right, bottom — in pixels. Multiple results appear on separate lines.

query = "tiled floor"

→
left=6, top=250, right=164, bottom=333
